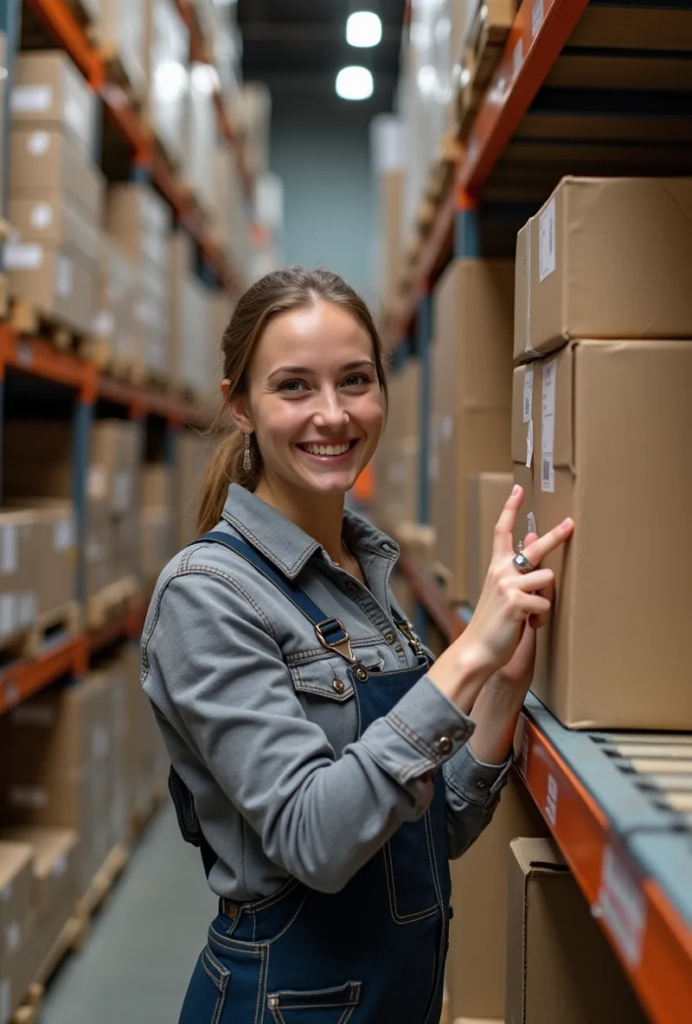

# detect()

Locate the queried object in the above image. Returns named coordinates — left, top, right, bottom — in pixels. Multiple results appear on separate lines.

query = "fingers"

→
left=523, top=532, right=538, bottom=549
left=511, top=593, right=552, bottom=620
left=523, top=517, right=574, bottom=567
left=508, top=568, right=554, bottom=594
left=492, top=486, right=524, bottom=558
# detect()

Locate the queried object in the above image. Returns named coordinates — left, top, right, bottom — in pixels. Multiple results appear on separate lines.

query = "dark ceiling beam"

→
left=241, top=22, right=401, bottom=45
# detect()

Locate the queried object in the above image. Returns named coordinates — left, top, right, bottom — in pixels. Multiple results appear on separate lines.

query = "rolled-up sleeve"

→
left=443, top=744, right=514, bottom=860
left=144, top=570, right=477, bottom=894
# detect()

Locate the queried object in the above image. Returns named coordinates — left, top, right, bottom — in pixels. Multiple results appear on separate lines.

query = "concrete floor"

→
left=42, top=805, right=217, bottom=1024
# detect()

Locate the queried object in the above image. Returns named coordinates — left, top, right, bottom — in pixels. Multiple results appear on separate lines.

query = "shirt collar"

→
left=221, top=484, right=399, bottom=580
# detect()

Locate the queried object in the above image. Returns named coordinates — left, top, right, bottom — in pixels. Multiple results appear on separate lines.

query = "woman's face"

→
left=238, top=301, right=385, bottom=497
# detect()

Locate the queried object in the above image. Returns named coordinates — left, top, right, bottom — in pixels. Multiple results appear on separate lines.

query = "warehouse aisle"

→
left=42, top=806, right=216, bottom=1024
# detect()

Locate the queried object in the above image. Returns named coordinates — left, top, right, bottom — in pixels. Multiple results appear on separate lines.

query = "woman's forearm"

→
left=467, top=679, right=527, bottom=765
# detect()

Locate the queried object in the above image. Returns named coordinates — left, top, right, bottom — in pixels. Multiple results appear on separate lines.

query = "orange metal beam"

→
left=458, top=0, right=590, bottom=192
left=0, top=636, right=86, bottom=714
left=517, top=713, right=692, bottom=1024
left=23, top=0, right=101, bottom=83
left=0, top=328, right=88, bottom=390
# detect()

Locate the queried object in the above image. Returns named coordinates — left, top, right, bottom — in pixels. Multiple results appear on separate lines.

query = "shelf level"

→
left=396, top=546, right=692, bottom=1024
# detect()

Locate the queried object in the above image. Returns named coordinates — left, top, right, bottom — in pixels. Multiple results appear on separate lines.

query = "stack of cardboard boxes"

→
left=100, top=0, right=147, bottom=102
left=213, top=141, right=251, bottom=278
left=144, top=0, right=190, bottom=170
left=373, top=358, right=421, bottom=534
left=185, top=67, right=217, bottom=218
left=429, top=259, right=514, bottom=602
left=105, top=183, right=172, bottom=380
left=170, top=231, right=215, bottom=399
left=141, top=463, right=175, bottom=589
left=176, top=432, right=213, bottom=548
left=512, top=176, right=692, bottom=730
left=0, top=513, right=41, bottom=653
left=6, top=51, right=104, bottom=335
left=91, top=239, right=139, bottom=373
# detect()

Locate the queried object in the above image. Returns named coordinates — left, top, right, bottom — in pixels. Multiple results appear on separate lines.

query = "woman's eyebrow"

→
left=268, top=359, right=374, bottom=379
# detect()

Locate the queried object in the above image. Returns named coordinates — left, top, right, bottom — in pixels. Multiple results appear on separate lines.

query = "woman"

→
left=142, top=268, right=573, bottom=1023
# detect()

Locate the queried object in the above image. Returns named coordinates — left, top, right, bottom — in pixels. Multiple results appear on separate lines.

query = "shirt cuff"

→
left=360, top=675, right=475, bottom=785
left=443, top=743, right=514, bottom=807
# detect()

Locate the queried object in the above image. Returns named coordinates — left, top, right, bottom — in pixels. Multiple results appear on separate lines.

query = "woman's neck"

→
left=253, top=474, right=346, bottom=563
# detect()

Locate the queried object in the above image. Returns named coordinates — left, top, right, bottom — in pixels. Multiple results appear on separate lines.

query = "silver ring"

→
left=512, top=552, right=534, bottom=575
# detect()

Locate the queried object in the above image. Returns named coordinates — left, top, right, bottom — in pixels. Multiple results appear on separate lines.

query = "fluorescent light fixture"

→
left=191, top=62, right=220, bottom=95
left=336, top=65, right=374, bottom=101
left=154, top=61, right=188, bottom=103
left=346, top=11, right=383, bottom=48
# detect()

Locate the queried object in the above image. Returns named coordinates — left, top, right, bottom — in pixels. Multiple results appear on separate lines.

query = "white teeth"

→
left=304, top=443, right=351, bottom=456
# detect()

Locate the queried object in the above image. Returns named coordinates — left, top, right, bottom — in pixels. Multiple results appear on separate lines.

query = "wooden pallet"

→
left=87, top=575, right=140, bottom=631
left=19, top=601, right=82, bottom=660
left=8, top=299, right=89, bottom=355
left=83, top=336, right=146, bottom=385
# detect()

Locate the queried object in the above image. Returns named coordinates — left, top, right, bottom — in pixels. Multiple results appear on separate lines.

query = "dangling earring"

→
left=243, top=432, right=252, bottom=472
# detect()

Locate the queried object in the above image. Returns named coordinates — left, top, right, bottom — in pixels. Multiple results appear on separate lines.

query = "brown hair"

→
left=197, top=267, right=389, bottom=535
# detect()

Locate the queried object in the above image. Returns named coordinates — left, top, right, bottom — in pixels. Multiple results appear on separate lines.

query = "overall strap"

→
left=195, top=531, right=354, bottom=661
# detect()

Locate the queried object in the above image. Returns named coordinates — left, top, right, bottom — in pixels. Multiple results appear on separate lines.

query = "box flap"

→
left=0, top=841, right=33, bottom=890
left=509, top=837, right=567, bottom=877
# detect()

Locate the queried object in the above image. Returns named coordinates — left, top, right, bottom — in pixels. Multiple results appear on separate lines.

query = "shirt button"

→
left=384, top=632, right=395, bottom=644
left=332, top=679, right=345, bottom=695
left=476, top=779, right=487, bottom=790
left=355, top=666, right=369, bottom=683
left=438, top=737, right=453, bottom=755
left=394, top=644, right=403, bottom=654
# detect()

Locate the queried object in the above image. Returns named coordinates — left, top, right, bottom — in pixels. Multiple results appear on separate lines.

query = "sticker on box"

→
left=523, top=368, right=534, bottom=423
left=11, top=84, right=53, bottom=113
left=30, top=203, right=54, bottom=230
left=541, top=360, right=557, bottom=493
left=532, top=0, right=544, bottom=37
left=525, top=419, right=534, bottom=469
left=53, top=518, right=76, bottom=552
left=26, top=130, right=51, bottom=156
left=0, top=525, right=17, bottom=576
left=539, top=198, right=556, bottom=282
left=55, top=254, right=74, bottom=297
left=0, top=596, right=15, bottom=638
left=4, top=243, right=44, bottom=270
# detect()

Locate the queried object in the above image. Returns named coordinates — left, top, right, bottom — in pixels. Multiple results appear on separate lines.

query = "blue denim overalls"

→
left=172, top=532, right=452, bottom=1024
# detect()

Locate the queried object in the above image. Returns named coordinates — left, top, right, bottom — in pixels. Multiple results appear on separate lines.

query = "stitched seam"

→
left=399, top=757, right=436, bottom=783
left=140, top=568, right=182, bottom=677
left=285, top=638, right=382, bottom=665
left=223, top=512, right=313, bottom=576
left=247, top=876, right=301, bottom=913
left=291, top=679, right=353, bottom=702
left=210, top=893, right=308, bottom=950
left=443, top=765, right=488, bottom=808
left=255, top=944, right=267, bottom=1024
left=382, top=840, right=438, bottom=924
left=203, top=946, right=229, bottom=982
left=388, top=712, right=441, bottom=762
left=176, top=563, right=278, bottom=640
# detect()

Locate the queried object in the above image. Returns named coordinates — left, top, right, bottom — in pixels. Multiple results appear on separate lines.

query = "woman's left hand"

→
left=486, top=531, right=540, bottom=696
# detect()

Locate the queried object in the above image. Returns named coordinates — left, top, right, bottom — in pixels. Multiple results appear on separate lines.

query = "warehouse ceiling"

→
left=237, top=0, right=406, bottom=99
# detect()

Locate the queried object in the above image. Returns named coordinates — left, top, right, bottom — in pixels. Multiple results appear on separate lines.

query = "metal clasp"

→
left=315, top=618, right=356, bottom=664
left=399, top=621, right=426, bottom=659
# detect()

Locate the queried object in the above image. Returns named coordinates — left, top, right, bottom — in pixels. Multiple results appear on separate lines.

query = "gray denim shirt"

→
left=141, top=484, right=512, bottom=901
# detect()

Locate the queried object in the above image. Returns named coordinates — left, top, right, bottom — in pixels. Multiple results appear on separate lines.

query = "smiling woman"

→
left=142, top=264, right=572, bottom=1024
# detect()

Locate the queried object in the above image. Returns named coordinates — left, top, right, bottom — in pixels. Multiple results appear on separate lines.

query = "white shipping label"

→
left=539, top=199, right=556, bottom=282
left=523, top=368, right=534, bottom=423
left=30, top=202, right=54, bottom=230
left=64, top=97, right=83, bottom=136
left=541, top=360, right=557, bottom=493
left=544, top=773, right=558, bottom=826
left=88, top=466, right=107, bottom=501
left=595, top=846, right=646, bottom=968
left=26, top=130, right=51, bottom=156
left=53, top=518, right=76, bottom=552
left=0, top=978, right=10, bottom=1024
left=0, top=526, right=17, bottom=576
left=532, top=0, right=544, bottom=38
left=11, top=84, right=53, bottom=113
left=0, top=596, right=14, bottom=638
left=18, top=593, right=37, bottom=628
left=55, top=254, right=74, bottom=297
left=10, top=785, right=48, bottom=810
left=113, top=472, right=132, bottom=511
left=441, top=415, right=454, bottom=442
left=525, top=419, right=534, bottom=469
left=4, top=922, right=20, bottom=955
left=91, top=311, right=115, bottom=339
left=4, top=243, right=44, bottom=270
left=513, top=39, right=524, bottom=79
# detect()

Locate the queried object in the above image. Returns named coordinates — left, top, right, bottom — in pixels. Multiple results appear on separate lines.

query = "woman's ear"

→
left=228, top=393, right=254, bottom=435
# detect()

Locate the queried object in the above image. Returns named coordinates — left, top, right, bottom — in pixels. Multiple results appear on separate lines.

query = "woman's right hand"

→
left=460, top=485, right=574, bottom=678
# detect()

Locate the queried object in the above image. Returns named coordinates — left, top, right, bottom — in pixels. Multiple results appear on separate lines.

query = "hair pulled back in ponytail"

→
left=197, top=267, right=389, bottom=536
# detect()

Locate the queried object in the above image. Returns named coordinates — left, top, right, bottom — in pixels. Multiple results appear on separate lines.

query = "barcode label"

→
left=539, top=199, right=556, bottom=281
left=542, top=459, right=551, bottom=486
left=541, top=360, right=557, bottom=493
left=523, top=368, right=534, bottom=423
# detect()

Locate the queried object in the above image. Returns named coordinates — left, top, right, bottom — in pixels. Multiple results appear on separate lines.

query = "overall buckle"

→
left=399, top=621, right=426, bottom=659
left=315, top=618, right=356, bottom=664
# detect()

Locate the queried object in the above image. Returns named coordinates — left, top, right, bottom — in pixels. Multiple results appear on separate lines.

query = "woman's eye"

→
left=343, top=374, right=370, bottom=388
left=279, top=379, right=308, bottom=393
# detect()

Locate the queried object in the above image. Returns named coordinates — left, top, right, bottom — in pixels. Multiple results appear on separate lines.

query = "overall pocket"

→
left=267, top=981, right=361, bottom=1024
left=382, top=811, right=440, bottom=923
left=179, top=946, right=230, bottom=1024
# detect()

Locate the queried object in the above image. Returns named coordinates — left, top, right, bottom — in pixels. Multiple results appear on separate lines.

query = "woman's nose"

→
left=313, top=390, right=349, bottom=426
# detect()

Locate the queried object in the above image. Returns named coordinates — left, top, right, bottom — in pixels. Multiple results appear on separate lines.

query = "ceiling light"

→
left=191, top=63, right=220, bottom=95
left=336, top=66, right=374, bottom=101
left=346, top=11, right=383, bottom=48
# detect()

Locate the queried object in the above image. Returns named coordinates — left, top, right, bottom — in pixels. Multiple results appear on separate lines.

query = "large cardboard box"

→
left=92, top=239, right=139, bottom=366
left=144, top=0, right=189, bottom=169
left=99, top=0, right=146, bottom=100
left=0, top=512, right=39, bottom=645
left=466, top=472, right=513, bottom=607
left=377, top=170, right=405, bottom=308
left=0, top=675, right=114, bottom=895
left=377, top=359, right=421, bottom=530
left=9, top=128, right=104, bottom=223
left=0, top=827, right=79, bottom=972
left=105, top=183, right=171, bottom=276
left=518, top=340, right=692, bottom=729
left=514, top=177, right=692, bottom=362
left=506, top=838, right=648, bottom=1023
left=0, top=841, right=36, bottom=1024
left=5, top=501, right=76, bottom=616
left=11, top=51, right=96, bottom=160
left=430, top=260, right=514, bottom=601
left=9, top=193, right=101, bottom=264
left=447, top=776, right=548, bottom=1022
left=4, top=247, right=96, bottom=334
left=142, top=508, right=173, bottom=586
left=176, top=432, right=213, bottom=548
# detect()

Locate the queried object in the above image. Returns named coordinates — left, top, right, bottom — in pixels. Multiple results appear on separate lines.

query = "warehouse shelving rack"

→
left=0, top=1, right=239, bottom=716
left=390, top=2, right=692, bottom=1022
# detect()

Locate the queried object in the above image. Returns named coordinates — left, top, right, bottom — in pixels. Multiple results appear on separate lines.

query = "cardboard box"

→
left=0, top=827, right=79, bottom=971
left=85, top=499, right=114, bottom=600
left=11, top=51, right=96, bottom=160
left=142, top=508, right=173, bottom=585
left=176, top=433, right=212, bottom=548
left=9, top=128, right=104, bottom=223
left=100, top=0, right=146, bottom=99
left=5, top=501, right=76, bottom=616
left=430, top=260, right=514, bottom=601
left=511, top=365, right=538, bottom=551
left=515, top=177, right=692, bottom=362
left=4, top=246, right=97, bottom=334
left=447, top=776, right=548, bottom=1022
left=0, top=512, right=39, bottom=644
left=466, top=472, right=513, bottom=607
left=376, top=359, right=421, bottom=530
left=9, top=192, right=101, bottom=264
left=105, top=183, right=171, bottom=275
left=0, top=841, right=36, bottom=1023
left=142, top=463, right=172, bottom=508
left=518, top=340, right=692, bottom=728
left=144, top=0, right=189, bottom=168
left=92, top=239, right=139, bottom=365
left=506, top=838, right=648, bottom=1023
left=185, top=72, right=216, bottom=215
